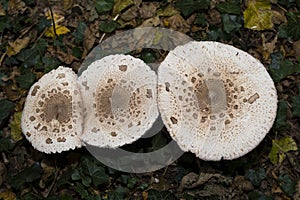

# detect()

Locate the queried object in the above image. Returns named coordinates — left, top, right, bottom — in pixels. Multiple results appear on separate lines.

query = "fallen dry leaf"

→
left=82, top=27, right=96, bottom=58
left=156, top=4, right=180, bottom=17
left=164, top=14, right=190, bottom=33
left=7, top=0, right=26, bottom=16
left=6, top=37, right=31, bottom=57
left=261, top=34, right=278, bottom=60
left=139, top=16, right=160, bottom=27
left=139, top=2, right=159, bottom=19
left=272, top=9, right=287, bottom=24
left=293, top=40, right=300, bottom=59
left=0, top=3, right=6, bottom=16
left=44, top=25, right=70, bottom=38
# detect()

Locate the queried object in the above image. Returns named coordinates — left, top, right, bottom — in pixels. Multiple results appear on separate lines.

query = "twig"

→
left=46, top=0, right=57, bottom=38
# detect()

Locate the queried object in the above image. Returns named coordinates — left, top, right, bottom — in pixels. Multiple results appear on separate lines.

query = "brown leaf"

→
left=261, top=34, right=278, bottom=60
left=139, top=2, right=158, bottom=19
left=164, top=14, right=190, bottom=33
left=82, top=27, right=96, bottom=58
left=139, top=16, right=161, bottom=27
left=0, top=3, right=6, bottom=16
left=272, top=10, right=287, bottom=24
left=293, top=40, right=300, bottom=59
left=7, top=0, right=26, bottom=16
left=6, top=37, right=31, bottom=57
left=121, top=6, right=138, bottom=21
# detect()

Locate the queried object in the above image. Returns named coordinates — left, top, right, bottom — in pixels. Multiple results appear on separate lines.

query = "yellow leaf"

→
left=0, top=190, right=17, bottom=200
left=44, top=25, right=70, bottom=38
left=113, top=0, right=134, bottom=16
left=269, top=136, right=298, bottom=164
left=243, top=0, right=273, bottom=31
left=6, top=37, right=31, bottom=57
left=9, top=112, right=23, bottom=142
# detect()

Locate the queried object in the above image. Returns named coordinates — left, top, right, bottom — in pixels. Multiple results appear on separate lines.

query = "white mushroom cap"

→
left=158, top=41, right=277, bottom=160
left=78, top=54, right=158, bottom=148
left=21, top=66, right=83, bottom=153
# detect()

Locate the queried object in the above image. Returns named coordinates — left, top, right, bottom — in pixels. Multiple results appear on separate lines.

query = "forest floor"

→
left=0, top=0, right=300, bottom=199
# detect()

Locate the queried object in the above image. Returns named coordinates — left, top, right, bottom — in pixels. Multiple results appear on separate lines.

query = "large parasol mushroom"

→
left=157, top=41, right=278, bottom=160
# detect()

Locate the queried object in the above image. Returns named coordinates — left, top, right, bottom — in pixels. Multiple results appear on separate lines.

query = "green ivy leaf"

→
left=35, top=39, right=48, bottom=55
left=291, top=95, right=300, bottom=117
left=216, top=0, right=240, bottom=15
left=95, top=0, right=114, bottom=14
left=194, top=13, right=207, bottom=27
left=278, top=12, right=300, bottom=40
left=42, top=56, right=60, bottom=72
left=16, top=71, right=36, bottom=89
left=17, top=48, right=40, bottom=68
left=99, top=21, right=120, bottom=33
left=269, top=60, right=300, bottom=82
left=92, top=170, right=109, bottom=186
left=0, top=131, right=15, bottom=152
left=75, top=182, right=89, bottom=199
left=274, top=101, right=288, bottom=131
left=108, top=186, right=127, bottom=200
left=72, top=22, right=87, bottom=43
left=222, top=14, right=242, bottom=33
left=9, top=163, right=43, bottom=190
left=0, top=99, right=14, bottom=125
left=245, top=168, right=266, bottom=186
left=278, top=173, right=296, bottom=197
left=175, top=0, right=210, bottom=17
left=269, top=136, right=298, bottom=164
left=147, top=189, right=177, bottom=200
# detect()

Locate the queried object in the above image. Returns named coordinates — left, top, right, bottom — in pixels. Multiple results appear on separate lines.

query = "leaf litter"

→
left=0, top=0, right=300, bottom=199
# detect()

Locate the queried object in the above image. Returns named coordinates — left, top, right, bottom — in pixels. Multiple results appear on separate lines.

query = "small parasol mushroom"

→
left=157, top=41, right=277, bottom=161
left=21, top=66, right=83, bottom=153
left=78, top=54, right=158, bottom=148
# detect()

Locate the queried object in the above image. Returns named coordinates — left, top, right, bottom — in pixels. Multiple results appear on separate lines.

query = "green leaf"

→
left=269, top=60, right=300, bottom=82
left=17, top=48, right=40, bottom=68
left=82, top=175, right=92, bottom=187
left=92, top=170, right=109, bottom=186
left=9, top=163, right=43, bottom=190
left=147, top=189, right=177, bottom=200
left=274, top=101, right=288, bottom=130
left=243, top=0, right=273, bottom=31
left=35, top=39, right=48, bottom=55
left=99, top=21, right=120, bottom=33
left=0, top=131, right=15, bottom=152
left=16, top=71, right=36, bottom=89
left=95, top=0, right=114, bottom=14
left=222, top=14, right=242, bottom=33
left=72, top=22, right=87, bottom=43
left=269, top=136, right=298, bottom=164
left=248, top=191, right=273, bottom=200
left=42, top=56, right=60, bottom=72
left=140, top=50, right=156, bottom=63
left=0, top=99, right=14, bottom=125
left=194, top=13, right=207, bottom=27
left=75, top=182, right=89, bottom=199
left=245, top=168, right=266, bottom=186
left=108, top=186, right=127, bottom=200
left=71, top=169, right=81, bottom=181
left=9, top=112, right=23, bottom=142
left=291, top=95, right=300, bottom=117
left=175, top=0, right=210, bottom=17
left=216, top=0, right=240, bottom=15
left=278, top=12, right=300, bottom=40
left=278, top=173, right=296, bottom=197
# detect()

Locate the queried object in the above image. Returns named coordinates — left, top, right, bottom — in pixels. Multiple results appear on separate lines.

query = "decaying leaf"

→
left=243, top=0, right=273, bottom=31
left=260, top=34, right=278, bottom=60
left=0, top=3, right=6, bottom=16
left=113, top=0, right=134, bottom=16
left=164, top=14, right=190, bottom=33
left=139, top=16, right=160, bottom=27
left=139, top=2, right=159, bottom=19
left=6, top=37, right=31, bottom=57
left=44, top=25, right=70, bottom=38
left=156, top=4, right=180, bottom=17
left=9, top=112, right=23, bottom=142
left=82, top=27, right=96, bottom=58
left=293, top=40, right=300, bottom=59
left=269, top=136, right=298, bottom=164
left=179, top=172, right=228, bottom=191
left=7, top=0, right=26, bottom=15
left=0, top=190, right=17, bottom=200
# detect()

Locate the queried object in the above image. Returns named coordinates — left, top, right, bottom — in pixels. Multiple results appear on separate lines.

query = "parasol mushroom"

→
left=21, top=66, right=83, bottom=153
left=78, top=54, right=158, bottom=148
left=157, top=41, right=277, bottom=160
